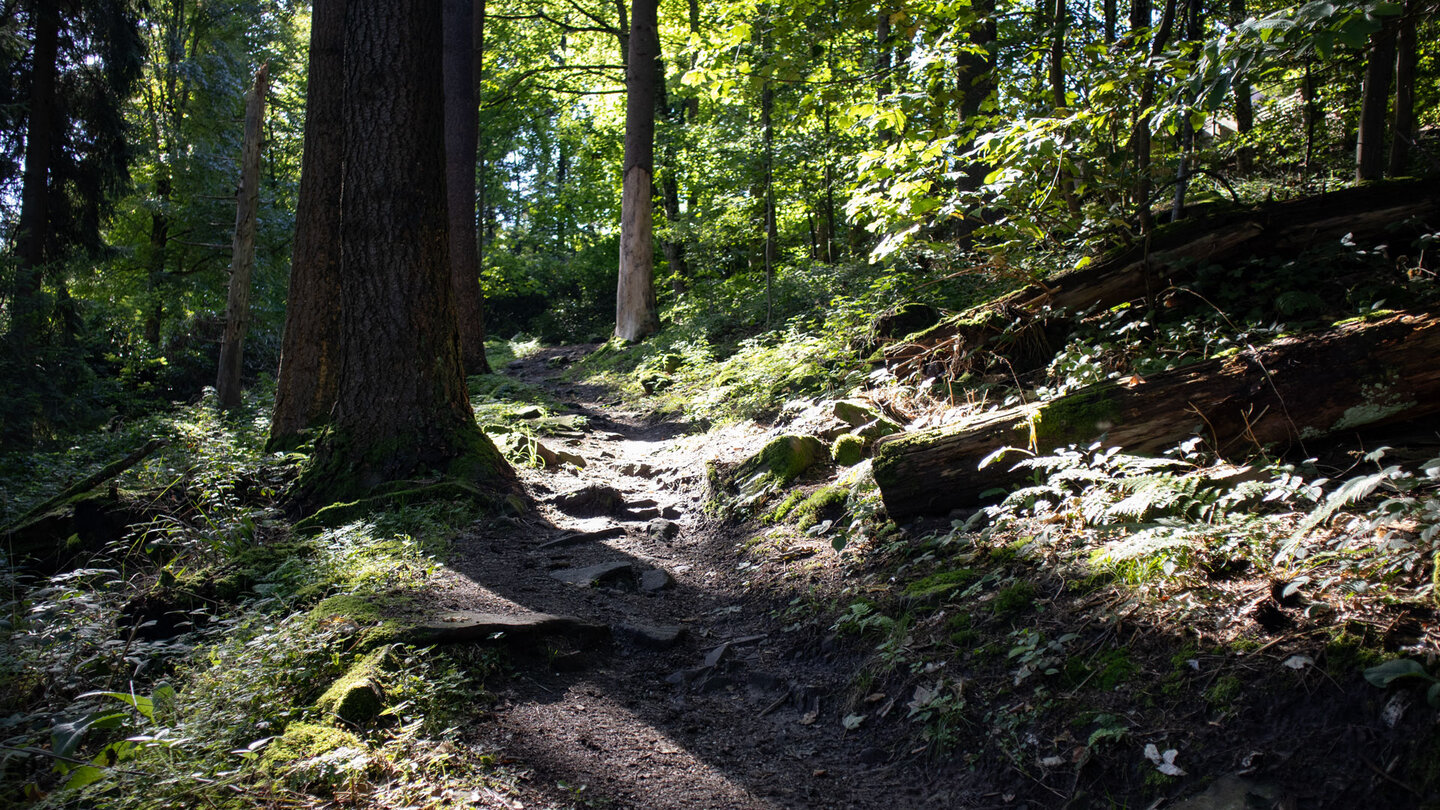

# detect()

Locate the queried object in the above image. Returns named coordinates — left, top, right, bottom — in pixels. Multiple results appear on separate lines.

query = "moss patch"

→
left=261, top=722, right=366, bottom=771
left=309, top=593, right=417, bottom=648
left=905, top=568, right=981, bottom=602
left=991, top=581, right=1038, bottom=617
left=1031, top=386, right=1124, bottom=449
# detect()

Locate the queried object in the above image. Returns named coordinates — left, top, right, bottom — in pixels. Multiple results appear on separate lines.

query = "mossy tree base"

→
left=291, top=421, right=517, bottom=518
left=874, top=310, right=1440, bottom=517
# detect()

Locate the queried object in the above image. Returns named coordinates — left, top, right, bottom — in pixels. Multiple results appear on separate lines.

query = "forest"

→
left=1, top=0, right=1439, bottom=806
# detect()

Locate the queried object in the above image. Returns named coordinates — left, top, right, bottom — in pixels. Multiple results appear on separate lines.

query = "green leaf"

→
left=1364, top=658, right=1427, bottom=687
left=63, top=765, right=106, bottom=791
left=51, top=719, right=91, bottom=759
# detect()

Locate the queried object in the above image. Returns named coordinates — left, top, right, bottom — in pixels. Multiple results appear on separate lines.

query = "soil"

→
left=420, top=346, right=1440, bottom=810
left=426, top=346, right=947, bottom=809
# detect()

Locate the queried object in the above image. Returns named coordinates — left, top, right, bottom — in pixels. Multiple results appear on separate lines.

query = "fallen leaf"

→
left=842, top=713, right=866, bottom=730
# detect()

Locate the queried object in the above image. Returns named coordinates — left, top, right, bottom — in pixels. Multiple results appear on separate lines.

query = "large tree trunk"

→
left=298, top=0, right=511, bottom=506
left=874, top=310, right=1440, bottom=518
left=270, top=0, right=344, bottom=449
left=3, top=1, right=60, bottom=450
left=1355, top=16, right=1398, bottom=181
left=614, top=0, right=661, bottom=342
left=886, top=179, right=1440, bottom=374
left=217, top=64, right=268, bottom=410
left=444, top=0, right=491, bottom=375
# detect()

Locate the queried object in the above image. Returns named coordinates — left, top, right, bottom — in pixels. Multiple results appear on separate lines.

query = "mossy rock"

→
left=833, top=399, right=882, bottom=428
left=316, top=646, right=394, bottom=725
left=831, top=433, right=866, bottom=466
left=660, top=353, right=685, bottom=373
left=737, top=435, right=828, bottom=487
left=792, top=486, right=848, bottom=531
left=637, top=369, right=673, bottom=394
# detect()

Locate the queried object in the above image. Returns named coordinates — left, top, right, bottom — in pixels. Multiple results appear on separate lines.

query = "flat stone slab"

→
left=615, top=622, right=686, bottom=650
left=537, top=526, right=626, bottom=551
left=416, top=611, right=609, bottom=645
left=640, top=569, right=674, bottom=592
left=551, top=560, right=633, bottom=586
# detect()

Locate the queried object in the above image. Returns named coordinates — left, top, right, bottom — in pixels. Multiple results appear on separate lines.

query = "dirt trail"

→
left=431, top=347, right=962, bottom=809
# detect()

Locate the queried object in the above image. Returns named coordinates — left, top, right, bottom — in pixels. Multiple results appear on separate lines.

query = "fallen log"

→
left=873, top=310, right=1440, bottom=518
left=886, top=179, right=1440, bottom=375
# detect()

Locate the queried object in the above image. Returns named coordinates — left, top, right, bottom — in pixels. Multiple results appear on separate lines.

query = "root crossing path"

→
left=432, top=347, right=959, bottom=809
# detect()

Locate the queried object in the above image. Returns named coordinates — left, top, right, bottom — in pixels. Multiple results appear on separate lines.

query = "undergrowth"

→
left=0, top=380, right=526, bottom=809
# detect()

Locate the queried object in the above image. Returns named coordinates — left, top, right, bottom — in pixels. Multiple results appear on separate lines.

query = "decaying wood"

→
left=873, top=310, right=1440, bottom=518
left=3, top=438, right=167, bottom=535
left=886, top=179, right=1440, bottom=376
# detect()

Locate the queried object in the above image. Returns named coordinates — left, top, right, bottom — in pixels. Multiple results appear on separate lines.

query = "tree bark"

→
left=474, top=0, right=494, bottom=355
left=1228, top=0, right=1254, bottom=174
left=217, top=63, right=268, bottom=410
left=444, top=0, right=491, bottom=375
left=614, top=0, right=660, bottom=342
left=7, top=0, right=59, bottom=360
left=3, top=1, right=60, bottom=450
left=1355, top=17, right=1397, bottom=181
left=1131, top=0, right=1176, bottom=234
left=874, top=310, right=1440, bottom=517
left=886, top=179, right=1440, bottom=372
left=270, top=0, right=344, bottom=448
left=301, top=0, right=510, bottom=506
left=1387, top=0, right=1416, bottom=177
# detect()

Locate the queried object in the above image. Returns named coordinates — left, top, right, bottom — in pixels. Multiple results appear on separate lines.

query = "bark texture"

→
left=217, top=64, right=268, bottom=410
left=270, top=0, right=344, bottom=448
left=444, top=0, right=491, bottom=375
left=1355, top=17, right=1398, bottom=181
left=303, top=0, right=509, bottom=503
left=885, top=179, right=1440, bottom=375
left=614, top=0, right=660, bottom=342
left=874, top=310, right=1440, bottom=518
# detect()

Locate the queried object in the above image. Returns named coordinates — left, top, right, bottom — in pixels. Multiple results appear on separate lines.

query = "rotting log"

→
left=873, top=310, right=1440, bottom=518
left=886, top=179, right=1440, bottom=374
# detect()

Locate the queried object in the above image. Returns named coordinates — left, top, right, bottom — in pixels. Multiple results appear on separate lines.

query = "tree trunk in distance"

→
left=1228, top=0, right=1254, bottom=174
left=874, top=310, right=1440, bottom=518
left=270, top=0, right=344, bottom=449
left=300, top=0, right=511, bottom=507
left=217, top=63, right=269, bottom=410
left=654, top=53, right=689, bottom=291
left=1355, top=17, right=1397, bottom=181
left=1132, top=0, right=1176, bottom=234
left=762, top=79, right=776, bottom=325
left=1049, top=0, right=1066, bottom=108
left=1388, top=0, right=1416, bottom=177
left=444, top=0, right=490, bottom=375
left=614, top=0, right=660, bottom=342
